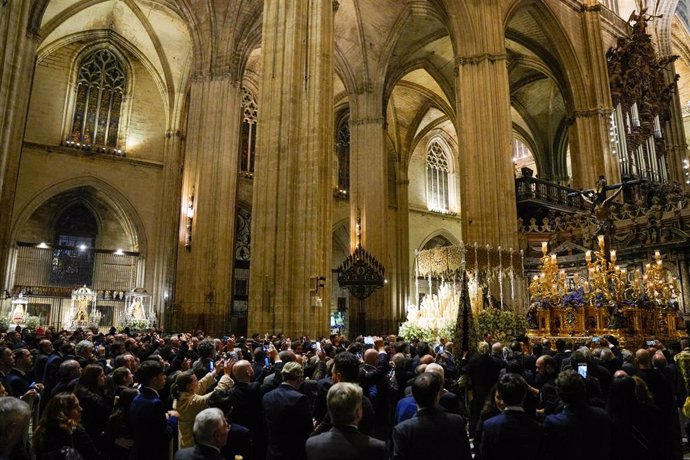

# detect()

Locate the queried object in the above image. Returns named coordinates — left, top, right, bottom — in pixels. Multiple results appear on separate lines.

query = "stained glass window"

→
left=69, top=49, right=126, bottom=148
left=336, top=115, right=350, bottom=193
left=239, top=88, right=258, bottom=176
left=50, top=204, right=98, bottom=286
left=426, top=140, right=450, bottom=212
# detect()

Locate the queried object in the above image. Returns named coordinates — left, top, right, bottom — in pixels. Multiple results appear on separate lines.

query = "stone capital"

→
left=455, top=53, right=507, bottom=67
left=566, top=107, right=613, bottom=124
left=350, top=116, right=385, bottom=127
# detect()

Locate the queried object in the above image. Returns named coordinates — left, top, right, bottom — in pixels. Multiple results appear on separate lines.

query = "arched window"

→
left=239, top=88, right=258, bottom=176
left=335, top=115, right=350, bottom=194
left=426, top=140, right=450, bottom=212
left=69, top=49, right=126, bottom=148
left=50, top=204, right=98, bottom=286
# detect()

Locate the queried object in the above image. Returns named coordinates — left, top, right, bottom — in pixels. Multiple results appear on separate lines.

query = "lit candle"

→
left=585, top=251, right=592, bottom=263
left=655, top=250, right=661, bottom=261
left=598, top=235, right=605, bottom=248
left=657, top=259, right=662, bottom=266
left=551, top=254, right=557, bottom=262
left=610, top=250, right=616, bottom=262
left=541, top=241, right=548, bottom=254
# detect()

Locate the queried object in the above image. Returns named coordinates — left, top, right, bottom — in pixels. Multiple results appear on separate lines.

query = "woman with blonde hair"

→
left=171, top=358, right=234, bottom=448
left=34, top=393, right=101, bottom=460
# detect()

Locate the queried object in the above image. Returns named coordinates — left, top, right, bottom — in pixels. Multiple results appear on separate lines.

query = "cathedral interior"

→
left=2, top=0, right=690, bottom=339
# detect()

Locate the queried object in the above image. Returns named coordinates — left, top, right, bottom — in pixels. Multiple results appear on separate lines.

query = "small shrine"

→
left=66, top=285, right=100, bottom=330
left=8, top=293, right=28, bottom=328
left=124, top=288, right=152, bottom=329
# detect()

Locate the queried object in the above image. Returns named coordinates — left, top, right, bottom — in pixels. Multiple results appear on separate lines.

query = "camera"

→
left=577, top=363, right=588, bottom=379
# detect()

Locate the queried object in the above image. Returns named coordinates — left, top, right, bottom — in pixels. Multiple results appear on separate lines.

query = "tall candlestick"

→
left=486, top=244, right=491, bottom=304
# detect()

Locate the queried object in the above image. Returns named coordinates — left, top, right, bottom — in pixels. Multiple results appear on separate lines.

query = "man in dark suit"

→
left=174, top=408, right=228, bottom=460
left=262, top=361, right=313, bottom=460
left=306, top=382, right=386, bottom=460
left=312, top=351, right=376, bottom=436
left=217, top=359, right=265, bottom=459
left=392, top=372, right=471, bottom=460
left=130, top=360, right=177, bottom=460
left=465, top=341, right=502, bottom=437
left=542, top=369, right=611, bottom=460
left=480, top=372, right=542, bottom=460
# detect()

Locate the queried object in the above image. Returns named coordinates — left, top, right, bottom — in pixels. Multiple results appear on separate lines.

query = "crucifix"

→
left=570, top=175, right=639, bottom=248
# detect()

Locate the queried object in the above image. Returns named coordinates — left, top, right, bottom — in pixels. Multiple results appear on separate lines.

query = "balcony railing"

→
left=515, top=176, right=588, bottom=212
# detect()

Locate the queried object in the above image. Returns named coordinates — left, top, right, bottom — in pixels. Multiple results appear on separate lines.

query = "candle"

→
left=551, top=254, right=557, bottom=262
left=598, top=235, right=605, bottom=248
left=655, top=250, right=661, bottom=261
left=610, top=250, right=616, bottom=262
left=585, top=251, right=592, bottom=263
left=542, top=241, right=548, bottom=254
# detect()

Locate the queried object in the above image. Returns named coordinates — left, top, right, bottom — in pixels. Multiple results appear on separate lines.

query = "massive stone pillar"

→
left=248, top=0, right=333, bottom=337
left=347, top=93, right=391, bottom=334
left=453, top=2, right=517, bottom=249
left=174, top=77, right=241, bottom=334
left=153, top=111, right=185, bottom=329
left=0, top=2, right=40, bottom=290
left=569, top=1, right=619, bottom=189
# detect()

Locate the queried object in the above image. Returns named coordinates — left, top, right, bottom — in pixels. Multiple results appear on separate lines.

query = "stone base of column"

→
left=171, top=306, right=230, bottom=335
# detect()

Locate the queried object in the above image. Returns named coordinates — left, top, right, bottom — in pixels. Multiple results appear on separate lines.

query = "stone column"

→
left=391, top=153, right=410, bottom=326
left=174, top=76, right=242, bottom=334
left=569, top=1, right=619, bottom=189
left=0, top=2, right=39, bottom=290
left=453, top=2, right=516, bottom=249
left=248, top=0, right=334, bottom=337
left=347, top=93, right=392, bottom=334
left=153, top=113, right=185, bottom=330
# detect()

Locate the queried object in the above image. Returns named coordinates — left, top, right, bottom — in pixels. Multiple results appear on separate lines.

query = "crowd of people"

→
left=0, top=325, right=688, bottom=460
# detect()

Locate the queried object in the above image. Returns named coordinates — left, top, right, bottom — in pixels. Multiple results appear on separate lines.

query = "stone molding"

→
left=455, top=53, right=507, bottom=66
left=350, top=116, right=385, bottom=126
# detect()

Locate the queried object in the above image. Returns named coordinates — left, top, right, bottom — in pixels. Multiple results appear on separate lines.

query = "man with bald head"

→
left=359, top=342, right=391, bottom=440
left=218, top=359, right=265, bottom=459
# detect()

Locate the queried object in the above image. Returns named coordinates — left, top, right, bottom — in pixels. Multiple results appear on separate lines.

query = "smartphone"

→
left=645, top=340, right=655, bottom=346
left=577, top=363, right=588, bottom=379
left=208, top=360, right=215, bottom=372
left=314, top=341, right=322, bottom=352
left=364, top=336, right=374, bottom=345
left=28, top=381, right=36, bottom=389
left=437, top=345, right=445, bottom=354
left=264, top=357, right=270, bottom=367
left=591, top=337, right=600, bottom=343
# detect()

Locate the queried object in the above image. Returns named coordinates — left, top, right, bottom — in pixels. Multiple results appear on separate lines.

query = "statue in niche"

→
left=75, top=300, right=89, bottom=324
left=130, top=298, right=146, bottom=321
left=11, top=304, right=26, bottom=325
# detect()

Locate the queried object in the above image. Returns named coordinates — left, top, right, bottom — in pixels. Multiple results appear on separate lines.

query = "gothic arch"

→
left=417, top=230, right=459, bottom=252
left=504, top=0, right=587, bottom=113
left=11, top=177, right=148, bottom=256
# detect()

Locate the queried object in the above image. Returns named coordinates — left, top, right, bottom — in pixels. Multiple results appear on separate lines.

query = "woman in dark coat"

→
left=34, top=393, right=101, bottom=460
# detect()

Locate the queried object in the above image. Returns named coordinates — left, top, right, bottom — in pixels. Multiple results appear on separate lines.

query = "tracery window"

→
left=239, top=88, right=258, bottom=177
left=335, top=115, right=350, bottom=195
left=426, top=140, right=450, bottom=212
left=68, top=49, right=126, bottom=148
left=50, top=204, right=97, bottom=287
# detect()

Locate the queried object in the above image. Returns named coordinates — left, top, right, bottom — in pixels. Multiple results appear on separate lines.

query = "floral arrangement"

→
left=475, top=309, right=527, bottom=344
left=400, top=321, right=456, bottom=343
left=26, top=316, right=40, bottom=330
left=124, top=318, right=150, bottom=332
left=562, top=288, right=586, bottom=308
